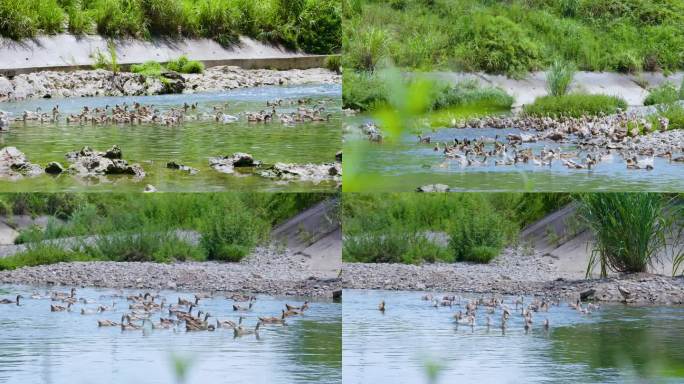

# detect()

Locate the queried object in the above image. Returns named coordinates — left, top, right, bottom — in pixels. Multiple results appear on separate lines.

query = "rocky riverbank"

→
left=0, top=246, right=341, bottom=298
left=342, top=246, right=684, bottom=305
left=0, top=66, right=340, bottom=102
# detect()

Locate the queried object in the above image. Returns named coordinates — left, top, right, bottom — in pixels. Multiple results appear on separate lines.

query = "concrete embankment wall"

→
left=0, top=34, right=335, bottom=76
left=430, top=71, right=684, bottom=107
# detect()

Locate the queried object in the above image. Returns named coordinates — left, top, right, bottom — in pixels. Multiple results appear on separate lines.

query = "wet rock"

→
left=0, top=77, right=12, bottom=101
left=335, top=151, right=342, bottom=162
left=103, top=145, right=122, bottom=159
left=209, top=153, right=259, bottom=174
left=166, top=161, right=199, bottom=175
left=0, top=147, right=43, bottom=178
left=259, top=162, right=342, bottom=182
left=0, top=110, right=9, bottom=130
left=65, top=146, right=145, bottom=178
left=416, top=184, right=450, bottom=192
left=45, top=161, right=64, bottom=174
left=580, top=288, right=596, bottom=301
left=144, top=184, right=157, bottom=193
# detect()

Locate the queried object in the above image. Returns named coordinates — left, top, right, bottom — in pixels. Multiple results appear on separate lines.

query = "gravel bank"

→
left=342, top=246, right=684, bottom=305
left=0, top=246, right=341, bottom=298
left=0, top=66, right=340, bottom=102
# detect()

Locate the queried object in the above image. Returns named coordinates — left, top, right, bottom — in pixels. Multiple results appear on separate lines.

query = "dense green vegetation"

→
left=343, top=193, right=570, bottom=264
left=523, top=94, right=628, bottom=118
left=343, top=72, right=514, bottom=112
left=0, top=193, right=330, bottom=270
left=546, top=59, right=576, bottom=97
left=131, top=55, right=204, bottom=76
left=0, top=0, right=340, bottom=54
left=644, top=79, right=684, bottom=105
left=578, top=193, right=682, bottom=277
left=343, top=0, right=684, bottom=75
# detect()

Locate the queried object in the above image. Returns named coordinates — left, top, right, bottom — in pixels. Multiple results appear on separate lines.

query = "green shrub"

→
left=0, top=0, right=38, bottom=39
left=578, top=193, right=680, bottom=277
left=342, top=231, right=450, bottom=264
left=344, top=26, right=389, bottom=71
left=448, top=198, right=509, bottom=263
left=342, top=71, right=388, bottom=111
left=139, top=0, right=188, bottom=36
left=34, top=0, right=66, bottom=34
left=324, top=55, right=341, bottom=73
left=66, top=4, right=94, bottom=34
left=650, top=103, right=684, bottom=131
left=296, top=0, right=341, bottom=54
left=165, top=55, right=203, bottom=73
left=200, top=204, right=268, bottom=262
left=211, top=244, right=249, bottom=262
left=90, top=0, right=145, bottom=37
left=85, top=230, right=205, bottom=263
left=0, top=244, right=90, bottom=271
left=644, top=82, right=680, bottom=105
left=523, top=93, right=627, bottom=117
left=454, top=13, right=540, bottom=77
left=130, top=60, right=164, bottom=76
left=431, top=80, right=514, bottom=111
left=546, top=59, right=576, bottom=96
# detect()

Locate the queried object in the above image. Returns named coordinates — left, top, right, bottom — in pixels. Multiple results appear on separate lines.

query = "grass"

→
left=644, top=80, right=684, bottom=106
left=523, top=93, right=628, bottom=118
left=577, top=193, right=682, bottom=277
left=342, top=193, right=569, bottom=264
left=0, top=193, right=330, bottom=270
left=343, top=71, right=514, bottom=113
left=546, top=59, right=576, bottom=96
left=343, top=0, right=684, bottom=75
left=0, top=0, right=341, bottom=54
left=650, top=103, right=684, bottom=131
left=131, top=56, right=204, bottom=76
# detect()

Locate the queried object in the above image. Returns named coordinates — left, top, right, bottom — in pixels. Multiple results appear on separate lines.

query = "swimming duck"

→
left=234, top=321, right=261, bottom=338
left=51, top=303, right=72, bottom=312
left=378, top=300, right=386, bottom=312
left=97, top=319, right=119, bottom=327
left=0, top=295, right=22, bottom=305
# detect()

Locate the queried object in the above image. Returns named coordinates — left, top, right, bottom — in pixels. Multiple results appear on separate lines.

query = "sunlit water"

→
left=0, top=285, right=341, bottom=384
left=344, top=119, right=684, bottom=192
left=0, top=84, right=341, bottom=192
left=343, top=289, right=684, bottom=384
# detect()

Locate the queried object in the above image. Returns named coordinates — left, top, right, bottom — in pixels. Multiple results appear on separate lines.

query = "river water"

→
left=0, top=285, right=341, bottom=384
left=343, top=289, right=684, bottom=384
left=0, top=84, right=341, bottom=192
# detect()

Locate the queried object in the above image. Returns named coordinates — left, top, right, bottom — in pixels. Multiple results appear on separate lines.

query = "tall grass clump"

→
left=200, top=203, right=269, bottom=262
left=90, top=0, right=145, bottom=37
left=578, top=193, right=681, bottom=277
left=650, top=103, right=684, bottom=131
left=546, top=59, right=576, bottom=96
left=343, top=26, right=389, bottom=71
left=0, top=244, right=91, bottom=270
left=644, top=82, right=681, bottom=106
left=431, top=80, right=515, bottom=111
left=165, top=55, right=204, bottom=74
left=342, top=71, right=388, bottom=111
left=85, top=230, right=205, bottom=263
left=0, top=0, right=38, bottom=39
left=523, top=94, right=627, bottom=118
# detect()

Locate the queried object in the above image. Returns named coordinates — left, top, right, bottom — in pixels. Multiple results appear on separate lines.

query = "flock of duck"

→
left=1, top=288, right=311, bottom=338
left=377, top=294, right=601, bottom=334
left=0, top=97, right=333, bottom=129
left=358, top=110, right=684, bottom=170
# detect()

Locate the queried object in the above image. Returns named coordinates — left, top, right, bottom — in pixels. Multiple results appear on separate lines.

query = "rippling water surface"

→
left=343, top=289, right=684, bottom=384
left=344, top=119, right=684, bottom=192
left=0, top=285, right=341, bottom=384
left=0, top=84, right=341, bottom=192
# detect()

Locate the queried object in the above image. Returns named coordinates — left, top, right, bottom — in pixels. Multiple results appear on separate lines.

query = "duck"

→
left=81, top=308, right=98, bottom=315
left=0, top=295, right=22, bottom=305
left=51, top=303, right=72, bottom=312
left=282, top=308, right=301, bottom=318
left=259, top=313, right=287, bottom=325
left=285, top=301, right=309, bottom=312
left=378, top=300, right=385, bottom=312
left=233, top=301, right=254, bottom=311
left=234, top=321, right=261, bottom=337
left=216, top=318, right=238, bottom=329
left=120, top=316, right=143, bottom=331
left=97, top=319, right=119, bottom=327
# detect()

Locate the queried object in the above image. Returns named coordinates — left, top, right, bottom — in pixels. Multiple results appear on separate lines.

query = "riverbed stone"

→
left=0, top=147, right=43, bottom=179
left=45, top=161, right=64, bottom=174
left=209, top=153, right=259, bottom=174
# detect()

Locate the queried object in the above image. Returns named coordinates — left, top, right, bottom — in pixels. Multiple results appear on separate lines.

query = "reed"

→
left=578, top=193, right=681, bottom=277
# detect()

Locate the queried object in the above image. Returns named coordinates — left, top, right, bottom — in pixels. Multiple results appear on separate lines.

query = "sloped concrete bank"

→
left=0, top=34, right=334, bottom=75
left=429, top=71, right=684, bottom=107
left=342, top=202, right=684, bottom=305
left=0, top=200, right=342, bottom=297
